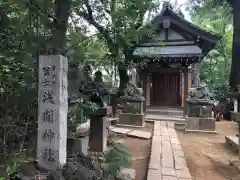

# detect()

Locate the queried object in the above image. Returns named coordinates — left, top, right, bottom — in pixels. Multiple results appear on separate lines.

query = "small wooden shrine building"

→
left=132, top=5, right=220, bottom=114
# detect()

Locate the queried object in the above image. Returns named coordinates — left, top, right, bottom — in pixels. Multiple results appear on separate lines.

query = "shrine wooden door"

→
left=152, top=73, right=180, bottom=106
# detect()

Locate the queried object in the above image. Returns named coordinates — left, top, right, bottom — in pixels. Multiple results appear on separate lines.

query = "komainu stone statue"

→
left=122, top=80, right=145, bottom=101
left=185, top=84, right=216, bottom=133
left=187, top=85, right=214, bottom=117
left=188, top=85, right=210, bottom=100
left=120, top=78, right=145, bottom=114
left=118, top=76, right=145, bottom=127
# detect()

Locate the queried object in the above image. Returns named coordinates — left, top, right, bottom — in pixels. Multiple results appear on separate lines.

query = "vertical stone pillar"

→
left=233, top=98, right=238, bottom=112
left=183, top=67, right=189, bottom=117
left=191, top=63, right=200, bottom=87
left=37, top=55, right=68, bottom=170
left=131, top=68, right=137, bottom=85
left=89, top=115, right=108, bottom=152
left=238, top=124, right=240, bottom=159
left=196, top=63, right=201, bottom=87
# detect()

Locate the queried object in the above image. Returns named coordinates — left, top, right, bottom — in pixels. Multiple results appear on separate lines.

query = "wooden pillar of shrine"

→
left=183, top=66, right=189, bottom=117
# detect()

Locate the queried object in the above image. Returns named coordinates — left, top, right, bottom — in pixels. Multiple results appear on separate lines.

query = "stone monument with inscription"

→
left=37, top=55, right=68, bottom=170
left=185, top=85, right=216, bottom=133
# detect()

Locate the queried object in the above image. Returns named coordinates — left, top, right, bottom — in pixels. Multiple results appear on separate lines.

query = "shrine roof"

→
left=133, top=45, right=202, bottom=58
left=150, top=6, right=220, bottom=43
left=133, top=5, right=221, bottom=59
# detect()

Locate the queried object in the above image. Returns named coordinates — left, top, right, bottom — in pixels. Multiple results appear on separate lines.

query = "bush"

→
left=211, top=85, right=231, bottom=101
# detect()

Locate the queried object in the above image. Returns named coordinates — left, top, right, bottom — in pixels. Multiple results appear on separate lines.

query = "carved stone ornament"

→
left=187, top=85, right=214, bottom=106
left=121, top=81, right=145, bottom=101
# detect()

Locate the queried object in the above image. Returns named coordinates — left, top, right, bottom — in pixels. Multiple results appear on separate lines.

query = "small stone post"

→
left=37, top=55, right=68, bottom=170
left=89, top=116, right=108, bottom=152
left=233, top=98, right=238, bottom=112
left=89, top=107, right=111, bottom=152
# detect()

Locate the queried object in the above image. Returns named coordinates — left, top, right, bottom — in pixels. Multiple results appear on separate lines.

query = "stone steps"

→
left=225, top=136, right=239, bottom=153
left=174, top=123, right=186, bottom=131
left=145, top=114, right=185, bottom=124
left=147, top=108, right=183, bottom=117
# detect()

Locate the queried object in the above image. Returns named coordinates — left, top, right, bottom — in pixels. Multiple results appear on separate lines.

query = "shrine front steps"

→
left=147, top=108, right=183, bottom=117
left=145, top=114, right=185, bottom=124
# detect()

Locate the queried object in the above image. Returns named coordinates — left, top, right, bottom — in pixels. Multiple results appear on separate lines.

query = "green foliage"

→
left=68, top=102, right=98, bottom=124
left=0, top=1, right=39, bottom=162
left=211, top=84, right=231, bottom=101
left=190, top=1, right=232, bottom=91
left=103, top=142, right=132, bottom=178
left=6, top=155, right=33, bottom=180
left=72, top=0, right=168, bottom=90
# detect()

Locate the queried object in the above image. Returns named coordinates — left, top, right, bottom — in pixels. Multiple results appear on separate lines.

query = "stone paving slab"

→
left=154, top=130, right=161, bottom=136
left=225, top=136, right=239, bottom=152
left=161, top=167, right=176, bottom=176
left=173, top=149, right=185, bottom=158
left=176, top=170, right=191, bottom=179
left=163, top=176, right=178, bottom=180
left=172, top=143, right=182, bottom=150
left=147, top=120, right=192, bottom=180
left=110, top=126, right=152, bottom=139
left=110, top=127, right=132, bottom=134
left=147, top=169, right=162, bottom=179
left=161, top=121, right=167, bottom=126
left=127, top=130, right=152, bottom=139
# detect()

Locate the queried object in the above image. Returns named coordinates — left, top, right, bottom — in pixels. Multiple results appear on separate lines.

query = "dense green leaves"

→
left=189, top=1, right=233, bottom=99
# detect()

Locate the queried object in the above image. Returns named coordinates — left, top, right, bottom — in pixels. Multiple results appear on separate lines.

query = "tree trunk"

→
left=50, top=0, right=71, bottom=55
left=229, top=0, right=240, bottom=91
left=118, top=62, right=129, bottom=96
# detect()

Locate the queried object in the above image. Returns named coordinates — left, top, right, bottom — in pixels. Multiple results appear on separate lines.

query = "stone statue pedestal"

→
left=185, top=99, right=216, bottom=133
left=88, top=106, right=112, bottom=152
left=118, top=96, right=145, bottom=127
left=230, top=111, right=240, bottom=159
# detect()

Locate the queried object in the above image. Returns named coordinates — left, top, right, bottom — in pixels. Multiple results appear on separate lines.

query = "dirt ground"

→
left=110, top=122, right=153, bottom=180
left=177, top=121, right=240, bottom=180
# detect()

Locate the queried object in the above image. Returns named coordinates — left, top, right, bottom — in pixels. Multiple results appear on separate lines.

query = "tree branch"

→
left=134, top=10, right=146, bottom=30
left=32, top=0, right=58, bottom=22
left=76, top=0, right=116, bottom=54
left=83, top=0, right=94, bottom=19
left=226, top=0, right=234, bottom=6
left=98, top=0, right=111, bottom=14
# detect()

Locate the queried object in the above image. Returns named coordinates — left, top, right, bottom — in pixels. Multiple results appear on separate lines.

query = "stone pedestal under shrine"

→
left=229, top=91, right=240, bottom=160
left=185, top=99, right=216, bottom=133
left=230, top=111, right=240, bottom=159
